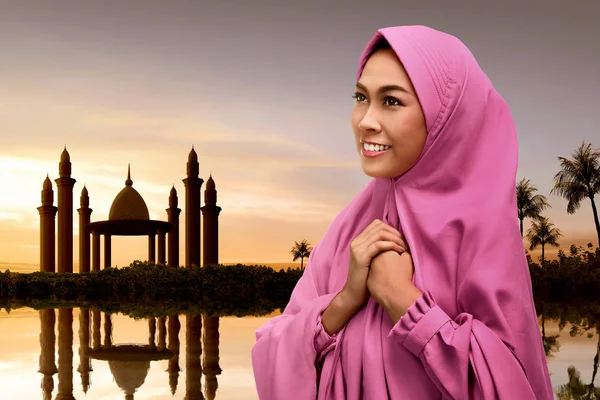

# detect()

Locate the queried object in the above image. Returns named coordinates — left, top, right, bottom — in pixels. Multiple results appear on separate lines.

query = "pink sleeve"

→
left=388, top=257, right=545, bottom=399
left=251, top=244, right=342, bottom=399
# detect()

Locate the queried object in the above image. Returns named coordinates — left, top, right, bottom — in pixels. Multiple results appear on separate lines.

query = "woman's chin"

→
left=361, top=165, right=395, bottom=179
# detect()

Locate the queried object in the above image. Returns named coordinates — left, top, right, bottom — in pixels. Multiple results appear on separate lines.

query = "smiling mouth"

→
left=361, top=142, right=391, bottom=152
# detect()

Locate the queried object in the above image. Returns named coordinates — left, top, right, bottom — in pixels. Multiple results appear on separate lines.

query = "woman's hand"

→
left=367, top=250, right=421, bottom=324
left=341, top=219, right=408, bottom=311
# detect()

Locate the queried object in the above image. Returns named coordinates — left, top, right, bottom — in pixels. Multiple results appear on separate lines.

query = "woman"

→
left=252, top=25, right=554, bottom=400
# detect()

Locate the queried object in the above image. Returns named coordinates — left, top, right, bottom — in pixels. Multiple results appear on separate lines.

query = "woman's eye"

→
left=383, top=96, right=403, bottom=106
left=352, top=92, right=366, bottom=102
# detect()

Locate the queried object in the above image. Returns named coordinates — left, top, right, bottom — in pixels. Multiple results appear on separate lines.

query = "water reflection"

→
left=27, top=301, right=600, bottom=399
left=37, top=309, right=221, bottom=399
left=38, top=309, right=57, bottom=400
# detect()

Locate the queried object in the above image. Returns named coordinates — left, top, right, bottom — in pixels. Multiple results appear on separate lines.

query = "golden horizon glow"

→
left=0, top=150, right=596, bottom=271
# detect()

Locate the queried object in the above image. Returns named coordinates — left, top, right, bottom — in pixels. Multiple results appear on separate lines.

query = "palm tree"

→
left=517, top=178, right=551, bottom=237
left=525, top=216, right=562, bottom=266
left=290, top=239, right=312, bottom=271
left=556, top=366, right=600, bottom=399
left=551, top=141, right=600, bottom=248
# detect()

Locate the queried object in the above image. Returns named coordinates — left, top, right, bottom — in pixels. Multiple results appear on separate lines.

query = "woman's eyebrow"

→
left=355, top=82, right=411, bottom=95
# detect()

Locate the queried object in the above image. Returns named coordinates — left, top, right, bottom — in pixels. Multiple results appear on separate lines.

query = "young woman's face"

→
left=352, top=47, right=427, bottom=179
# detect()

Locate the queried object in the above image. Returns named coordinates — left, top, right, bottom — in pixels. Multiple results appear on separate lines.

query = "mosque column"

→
left=157, top=316, right=167, bottom=351
left=103, top=313, right=113, bottom=347
left=37, top=175, right=57, bottom=273
left=157, top=231, right=166, bottom=265
left=148, top=318, right=156, bottom=348
left=92, top=310, right=101, bottom=350
left=77, top=186, right=92, bottom=273
left=148, top=233, right=156, bottom=264
left=55, top=147, right=76, bottom=274
left=104, top=234, right=111, bottom=269
left=91, top=232, right=100, bottom=272
left=183, top=147, right=203, bottom=269
left=166, top=186, right=181, bottom=268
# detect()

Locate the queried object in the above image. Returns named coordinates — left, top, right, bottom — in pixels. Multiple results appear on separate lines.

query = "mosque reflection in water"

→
left=38, top=308, right=221, bottom=400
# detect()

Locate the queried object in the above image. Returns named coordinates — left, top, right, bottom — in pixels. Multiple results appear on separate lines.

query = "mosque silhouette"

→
left=36, top=147, right=223, bottom=399
left=39, top=308, right=220, bottom=400
left=37, top=146, right=221, bottom=272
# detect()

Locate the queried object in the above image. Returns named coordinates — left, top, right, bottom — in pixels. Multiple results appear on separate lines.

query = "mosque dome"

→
left=108, top=360, right=150, bottom=397
left=108, top=165, right=150, bottom=221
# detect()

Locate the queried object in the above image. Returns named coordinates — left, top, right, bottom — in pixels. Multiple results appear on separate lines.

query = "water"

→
left=0, top=306, right=598, bottom=399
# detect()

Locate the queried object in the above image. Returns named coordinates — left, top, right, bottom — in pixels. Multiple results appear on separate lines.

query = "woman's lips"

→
left=361, top=147, right=390, bottom=157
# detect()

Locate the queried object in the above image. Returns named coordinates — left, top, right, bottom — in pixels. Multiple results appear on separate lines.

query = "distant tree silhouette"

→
left=551, top=141, right=600, bottom=248
left=557, top=365, right=600, bottom=399
left=526, top=216, right=562, bottom=266
left=290, top=240, right=312, bottom=271
left=517, top=178, right=551, bottom=238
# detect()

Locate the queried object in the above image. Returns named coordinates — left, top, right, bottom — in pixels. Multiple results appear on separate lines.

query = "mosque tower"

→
left=201, top=174, right=222, bottom=400
left=77, top=309, right=92, bottom=394
left=38, top=309, right=57, bottom=400
left=77, top=186, right=92, bottom=273
left=37, top=175, right=57, bottom=272
left=201, top=174, right=221, bottom=266
left=166, top=186, right=181, bottom=268
left=55, top=147, right=76, bottom=273
left=167, top=314, right=181, bottom=395
left=56, top=308, right=75, bottom=400
left=183, top=147, right=203, bottom=269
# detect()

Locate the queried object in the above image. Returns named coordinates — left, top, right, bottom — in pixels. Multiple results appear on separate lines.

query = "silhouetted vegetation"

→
left=1, top=244, right=598, bottom=312
left=517, top=177, right=551, bottom=238
left=550, top=141, right=600, bottom=248
left=0, top=260, right=303, bottom=317
left=290, top=239, right=312, bottom=271
left=529, top=244, right=600, bottom=302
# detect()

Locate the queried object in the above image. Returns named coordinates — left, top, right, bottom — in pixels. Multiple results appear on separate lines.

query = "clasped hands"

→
left=343, top=219, right=422, bottom=324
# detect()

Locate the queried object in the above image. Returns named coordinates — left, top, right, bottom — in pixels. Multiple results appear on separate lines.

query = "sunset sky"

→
left=1, top=0, right=599, bottom=271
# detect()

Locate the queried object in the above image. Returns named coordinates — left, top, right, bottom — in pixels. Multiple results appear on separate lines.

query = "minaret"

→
left=201, top=174, right=222, bottom=400
left=201, top=174, right=221, bottom=267
left=185, top=314, right=203, bottom=400
left=77, top=309, right=92, bottom=394
left=38, top=309, right=58, bottom=400
left=183, top=147, right=203, bottom=269
left=77, top=186, right=92, bottom=273
left=56, top=308, right=75, bottom=400
left=167, top=314, right=181, bottom=395
left=37, top=175, right=58, bottom=272
left=202, top=316, right=221, bottom=400
left=166, top=186, right=181, bottom=268
left=55, top=147, right=76, bottom=273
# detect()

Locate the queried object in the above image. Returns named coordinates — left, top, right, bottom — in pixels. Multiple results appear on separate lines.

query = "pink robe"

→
left=252, top=25, right=555, bottom=400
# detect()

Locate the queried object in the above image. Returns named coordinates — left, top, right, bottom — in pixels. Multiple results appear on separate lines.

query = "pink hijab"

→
left=252, top=25, right=554, bottom=399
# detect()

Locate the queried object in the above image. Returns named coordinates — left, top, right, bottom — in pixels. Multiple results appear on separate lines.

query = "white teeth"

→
left=363, top=143, right=391, bottom=152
